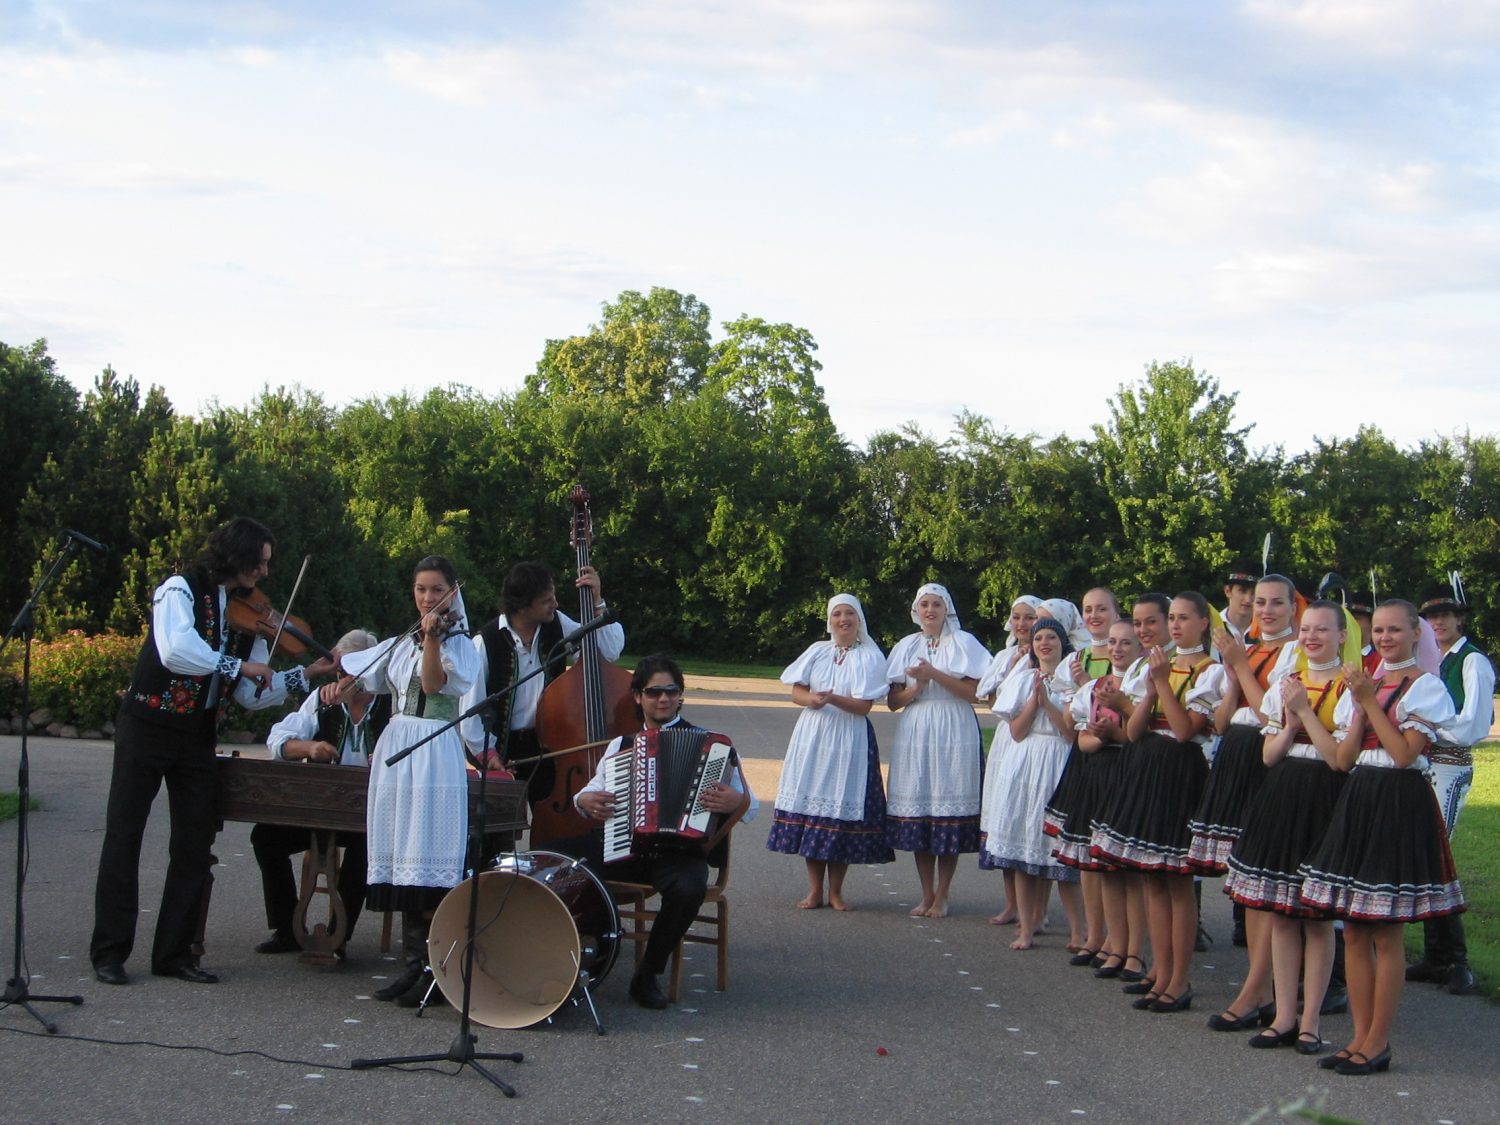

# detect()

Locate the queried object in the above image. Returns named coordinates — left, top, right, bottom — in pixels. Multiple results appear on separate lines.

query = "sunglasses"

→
left=640, top=686, right=683, bottom=699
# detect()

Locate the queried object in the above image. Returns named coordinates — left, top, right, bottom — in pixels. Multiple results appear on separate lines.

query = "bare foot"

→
left=829, top=894, right=853, bottom=912
left=797, top=893, right=825, bottom=909
left=910, top=897, right=935, bottom=918
left=990, top=909, right=1018, bottom=926
left=1009, top=928, right=1033, bottom=951
left=925, top=898, right=950, bottom=919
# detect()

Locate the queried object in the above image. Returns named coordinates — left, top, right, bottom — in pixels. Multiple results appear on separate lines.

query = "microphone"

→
left=64, top=528, right=109, bottom=554
left=557, top=608, right=620, bottom=650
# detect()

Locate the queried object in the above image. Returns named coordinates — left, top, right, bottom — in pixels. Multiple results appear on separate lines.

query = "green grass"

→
left=0, top=791, right=39, bottom=823
left=1405, top=743, right=1498, bottom=998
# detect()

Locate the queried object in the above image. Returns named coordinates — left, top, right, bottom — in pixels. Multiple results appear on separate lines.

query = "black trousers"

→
left=249, top=823, right=368, bottom=944
left=90, top=711, right=218, bottom=973
left=550, top=832, right=708, bottom=975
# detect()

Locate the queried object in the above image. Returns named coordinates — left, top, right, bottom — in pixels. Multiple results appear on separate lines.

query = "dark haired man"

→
left=90, top=517, right=330, bottom=985
left=460, top=560, right=624, bottom=805
left=570, top=654, right=756, bottom=1009
left=1220, top=559, right=1259, bottom=645
left=1410, top=582, right=1494, bottom=996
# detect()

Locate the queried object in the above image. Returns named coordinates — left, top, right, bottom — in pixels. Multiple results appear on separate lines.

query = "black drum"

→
left=427, top=850, right=620, bottom=1029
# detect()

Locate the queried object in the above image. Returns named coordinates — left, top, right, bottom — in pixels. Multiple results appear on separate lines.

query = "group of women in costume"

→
left=768, top=580, right=1468, bottom=1077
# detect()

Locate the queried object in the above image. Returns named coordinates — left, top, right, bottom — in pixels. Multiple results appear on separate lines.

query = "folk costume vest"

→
left=121, top=569, right=255, bottom=732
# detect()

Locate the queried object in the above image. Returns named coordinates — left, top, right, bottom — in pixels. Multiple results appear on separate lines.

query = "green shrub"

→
left=0, top=630, right=311, bottom=742
left=16, top=630, right=141, bottom=729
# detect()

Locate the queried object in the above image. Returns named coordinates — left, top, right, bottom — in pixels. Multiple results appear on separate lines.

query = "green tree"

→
left=18, top=368, right=174, bottom=634
left=1091, top=361, right=1251, bottom=592
left=526, top=288, right=712, bottom=406
left=109, top=417, right=231, bottom=631
left=1272, top=426, right=1428, bottom=600
left=0, top=339, right=81, bottom=612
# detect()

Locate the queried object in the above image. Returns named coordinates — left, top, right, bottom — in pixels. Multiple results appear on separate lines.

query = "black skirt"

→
left=1091, top=732, right=1209, bottom=874
left=1187, top=723, right=1269, bottom=873
left=1048, top=743, right=1125, bottom=870
left=1224, top=754, right=1346, bottom=917
left=1299, top=765, right=1466, bottom=923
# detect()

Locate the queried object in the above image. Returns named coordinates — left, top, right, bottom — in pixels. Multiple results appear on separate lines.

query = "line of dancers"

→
left=769, top=565, right=1486, bottom=1077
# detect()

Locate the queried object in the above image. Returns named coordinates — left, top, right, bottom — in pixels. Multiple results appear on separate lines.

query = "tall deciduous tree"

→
left=1092, top=361, right=1250, bottom=593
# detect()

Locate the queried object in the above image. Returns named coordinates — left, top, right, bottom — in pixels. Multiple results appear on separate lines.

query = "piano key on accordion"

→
left=602, top=727, right=735, bottom=863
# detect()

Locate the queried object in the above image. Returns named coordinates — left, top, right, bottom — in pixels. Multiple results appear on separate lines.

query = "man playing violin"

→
left=250, top=628, right=392, bottom=959
left=460, top=561, right=625, bottom=804
left=569, top=654, right=757, bottom=1010
left=90, top=517, right=332, bottom=986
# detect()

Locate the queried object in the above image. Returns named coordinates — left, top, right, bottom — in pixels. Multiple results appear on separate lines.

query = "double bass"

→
left=530, top=487, right=637, bottom=845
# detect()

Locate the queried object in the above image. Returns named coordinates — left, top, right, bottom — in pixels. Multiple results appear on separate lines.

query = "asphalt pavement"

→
left=1, top=677, right=1496, bottom=1124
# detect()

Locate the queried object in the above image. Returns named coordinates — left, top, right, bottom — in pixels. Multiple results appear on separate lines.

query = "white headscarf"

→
left=1040, top=597, right=1091, bottom=650
left=911, top=583, right=960, bottom=637
left=1005, top=594, right=1044, bottom=648
left=827, top=593, right=873, bottom=646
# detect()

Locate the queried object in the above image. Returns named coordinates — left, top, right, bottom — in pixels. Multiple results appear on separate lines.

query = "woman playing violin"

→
left=339, top=554, right=480, bottom=1008
left=91, top=517, right=331, bottom=987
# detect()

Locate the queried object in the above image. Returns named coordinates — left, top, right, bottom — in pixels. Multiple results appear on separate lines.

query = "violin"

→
left=227, top=585, right=339, bottom=665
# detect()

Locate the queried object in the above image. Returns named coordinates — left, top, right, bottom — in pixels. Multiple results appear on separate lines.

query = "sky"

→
left=3, top=1, right=1498, bottom=454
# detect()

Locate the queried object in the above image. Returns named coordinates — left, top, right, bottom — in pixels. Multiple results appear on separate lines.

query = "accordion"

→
left=601, top=727, right=735, bottom=863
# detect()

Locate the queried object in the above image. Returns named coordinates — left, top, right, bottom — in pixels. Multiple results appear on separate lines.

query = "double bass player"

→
left=460, top=560, right=625, bottom=811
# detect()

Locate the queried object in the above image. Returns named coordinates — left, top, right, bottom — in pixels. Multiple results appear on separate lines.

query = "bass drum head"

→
left=428, top=871, right=581, bottom=1029
left=493, top=850, right=622, bottom=987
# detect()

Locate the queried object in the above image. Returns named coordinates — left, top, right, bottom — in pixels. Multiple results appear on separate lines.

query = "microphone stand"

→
left=350, top=629, right=586, bottom=1093
left=2, top=539, right=86, bottom=1033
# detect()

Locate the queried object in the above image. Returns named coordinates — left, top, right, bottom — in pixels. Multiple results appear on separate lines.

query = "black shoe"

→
left=629, top=968, right=669, bottom=1010
left=1258, top=1002, right=1277, bottom=1027
left=154, top=964, right=219, bottom=984
left=1334, top=1046, right=1391, bottom=1076
left=1122, top=976, right=1156, bottom=995
left=1248, top=1026, right=1298, bottom=1049
left=255, top=931, right=301, bottom=955
left=1207, top=1007, right=1262, bottom=1032
left=1117, top=955, right=1148, bottom=983
left=1320, top=987, right=1349, bottom=1015
left=1446, top=961, right=1477, bottom=996
left=1149, top=990, right=1193, bottom=1013
left=1069, top=948, right=1101, bottom=967
left=1295, top=1032, right=1327, bottom=1056
left=1094, top=954, right=1126, bottom=979
left=1404, top=959, right=1449, bottom=983
left=94, top=963, right=129, bottom=986
left=374, top=964, right=423, bottom=1001
left=394, top=972, right=437, bottom=1008
left=1130, top=991, right=1160, bottom=1010
left=1317, top=1048, right=1352, bottom=1071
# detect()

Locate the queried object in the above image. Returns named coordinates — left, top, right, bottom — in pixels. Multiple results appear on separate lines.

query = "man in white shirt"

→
left=90, top=518, right=329, bottom=986
left=461, top=561, right=624, bottom=808
left=570, top=655, right=755, bottom=1009
left=1411, top=583, right=1494, bottom=996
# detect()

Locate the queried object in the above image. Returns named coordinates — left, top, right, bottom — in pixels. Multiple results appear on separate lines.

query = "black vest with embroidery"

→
left=120, top=569, right=256, bottom=731
left=474, top=618, right=567, bottom=750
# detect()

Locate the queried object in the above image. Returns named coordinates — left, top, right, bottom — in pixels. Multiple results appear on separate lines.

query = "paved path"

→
left=1, top=680, right=1496, bottom=1124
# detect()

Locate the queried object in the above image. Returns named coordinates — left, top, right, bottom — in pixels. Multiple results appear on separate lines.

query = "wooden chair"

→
left=607, top=838, right=732, bottom=1002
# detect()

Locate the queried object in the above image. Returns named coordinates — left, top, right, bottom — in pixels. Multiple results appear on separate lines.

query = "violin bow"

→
left=268, top=553, right=313, bottom=660
left=256, top=553, right=312, bottom=698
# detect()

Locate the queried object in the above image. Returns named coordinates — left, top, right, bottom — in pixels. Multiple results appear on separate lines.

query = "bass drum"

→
left=427, top=850, right=620, bottom=1029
